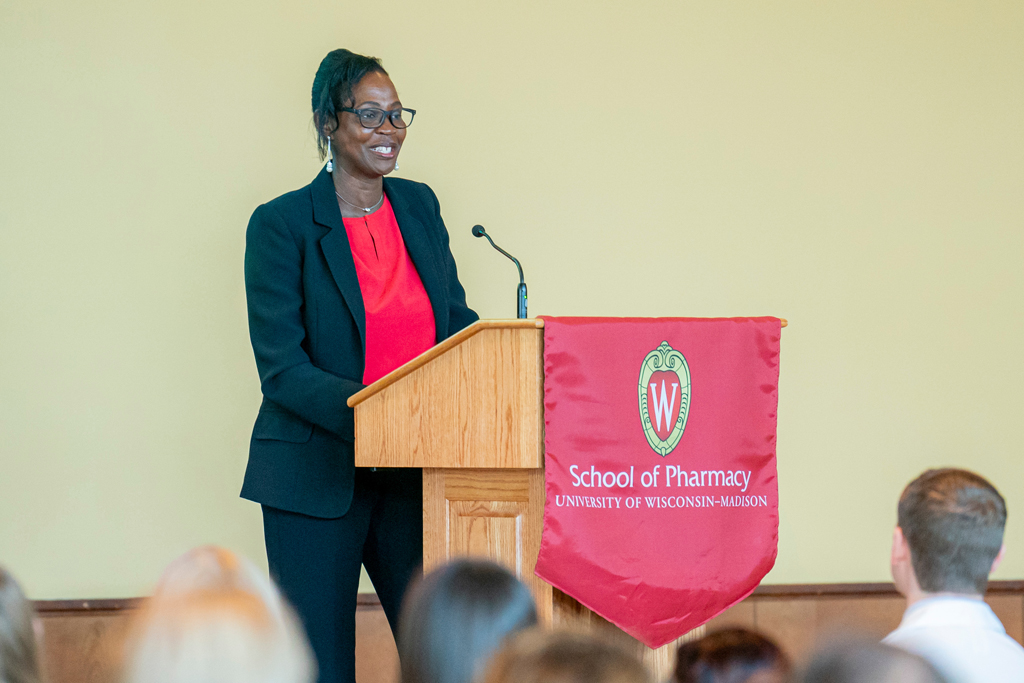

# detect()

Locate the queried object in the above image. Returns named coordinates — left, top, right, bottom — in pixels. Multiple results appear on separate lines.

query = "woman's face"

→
left=329, top=71, right=406, bottom=180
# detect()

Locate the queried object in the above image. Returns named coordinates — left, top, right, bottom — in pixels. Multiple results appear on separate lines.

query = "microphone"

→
left=471, top=225, right=527, bottom=319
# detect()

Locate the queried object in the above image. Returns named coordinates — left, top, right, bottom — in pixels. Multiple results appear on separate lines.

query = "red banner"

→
left=535, top=317, right=781, bottom=648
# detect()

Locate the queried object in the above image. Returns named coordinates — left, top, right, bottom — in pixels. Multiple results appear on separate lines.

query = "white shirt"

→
left=883, top=595, right=1024, bottom=683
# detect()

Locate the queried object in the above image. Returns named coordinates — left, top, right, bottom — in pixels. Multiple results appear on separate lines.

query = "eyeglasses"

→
left=340, top=107, right=416, bottom=129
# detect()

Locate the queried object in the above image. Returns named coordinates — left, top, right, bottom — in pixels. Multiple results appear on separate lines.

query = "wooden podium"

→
left=347, top=319, right=687, bottom=676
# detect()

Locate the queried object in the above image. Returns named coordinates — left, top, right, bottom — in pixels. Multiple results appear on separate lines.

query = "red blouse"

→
left=343, top=195, right=436, bottom=385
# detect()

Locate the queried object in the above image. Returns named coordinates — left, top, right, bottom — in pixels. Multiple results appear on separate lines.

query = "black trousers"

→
left=262, top=467, right=423, bottom=683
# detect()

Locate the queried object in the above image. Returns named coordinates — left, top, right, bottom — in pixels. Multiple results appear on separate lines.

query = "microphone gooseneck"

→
left=471, top=225, right=528, bottom=319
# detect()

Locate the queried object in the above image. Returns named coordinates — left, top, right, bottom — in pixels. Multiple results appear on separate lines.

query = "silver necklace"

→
left=335, top=189, right=384, bottom=214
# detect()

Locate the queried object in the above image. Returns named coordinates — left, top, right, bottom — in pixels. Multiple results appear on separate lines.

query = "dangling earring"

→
left=326, top=138, right=334, bottom=172
left=395, top=163, right=400, bottom=171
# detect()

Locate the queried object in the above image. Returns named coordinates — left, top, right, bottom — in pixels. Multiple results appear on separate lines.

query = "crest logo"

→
left=638, top=341, right=691, bottom=456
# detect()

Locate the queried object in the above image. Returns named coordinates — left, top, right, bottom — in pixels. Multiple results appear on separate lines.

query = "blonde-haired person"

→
left=0, top=567, right=42, bottom=683
left=123, top=547, right=314, bottom=683
left=481, top=629, right=650, bottom=683
left=151, top=546, right=283, bottom=613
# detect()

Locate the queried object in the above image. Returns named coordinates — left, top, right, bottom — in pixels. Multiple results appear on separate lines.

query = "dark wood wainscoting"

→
left=34, top=582, right=1024, bottom=683
left=34, top=595, right=394, bottom=683
left=706, top=582, right=1023, bottom=663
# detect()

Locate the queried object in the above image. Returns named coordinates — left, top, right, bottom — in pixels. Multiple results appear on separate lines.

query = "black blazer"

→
left=241, top=168, right=478, bottom=519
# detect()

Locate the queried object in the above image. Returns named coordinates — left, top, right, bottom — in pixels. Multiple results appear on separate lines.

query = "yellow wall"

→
left=1, top=0, right=1022, bottom=599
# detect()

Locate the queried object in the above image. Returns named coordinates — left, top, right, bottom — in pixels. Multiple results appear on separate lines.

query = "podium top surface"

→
left=347, top=316, right=787, bottom=408
left=347, top=319, right=544, bottom=408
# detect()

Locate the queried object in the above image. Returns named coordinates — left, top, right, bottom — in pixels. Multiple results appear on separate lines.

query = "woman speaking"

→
left=241, top=49, right=479, bottom=683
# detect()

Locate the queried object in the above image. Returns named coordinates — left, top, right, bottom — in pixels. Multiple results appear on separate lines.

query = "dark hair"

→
left=897, top=468, right=1006, bottom=594
left=801, top=641, right=947, bottom=683
left=310, top=49, right=388, bottom=160
left=674, top=628, right=790, bottom=683
left=0, top=567, right=42, bottom=683
left=398, top=559, right=538, bottom=683
left=482, top=629, right=650, bottom=683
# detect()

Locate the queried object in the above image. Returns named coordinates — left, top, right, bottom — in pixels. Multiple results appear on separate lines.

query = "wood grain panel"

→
left=38, top=609, right=131, bottom=683
left=756, top=598, right=820, bottom=661
left=450, top=500, right=524, bottom=571
left=523, top=468, right=551, bottom=625
left=422, top=468, right=551, bottom=624
left=353, top=324, right=544, bottom=469
left=990, top=594, right=1024, bottom=643
left=813, top=596, right=909, bottom=641
left=348, top=319, right=544, bottom=405
left=444, top=469, right=532, bottom=502
left=422, top=468, right=447, bottom=573
left=704, top=599, right=756, bottom=631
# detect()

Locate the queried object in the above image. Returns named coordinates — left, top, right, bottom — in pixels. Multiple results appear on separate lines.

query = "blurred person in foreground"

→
left=673, top=628, right=790, bottom=683
left=481, top=629, right=650, bottom=683
left=123, top=547, right=314, bottom=683
left=151, top=546, right=285, bottom=615
left=398, top=559, right=537, bottom=683
left=801, top=641, right=946, bottom=683
left=0, top=567, right=42, bottom=683
left=883, top=468, right=1024, bottom=682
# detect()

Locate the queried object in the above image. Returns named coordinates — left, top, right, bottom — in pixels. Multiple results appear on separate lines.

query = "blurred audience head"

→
left=800, top=641, right=947, bottom=683
left=893, top=468, right=1006, bottom=596
left=398, top=559, right=538, bottom=683
left=673, top=628, right=790, bottom=683
left=123, top=547, right=314, bottom=683
left=0, top=567, right=42, bottom=683
left=152, top=545, right=282, bottom=609
left=481, top=629, right=650, bottom=683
